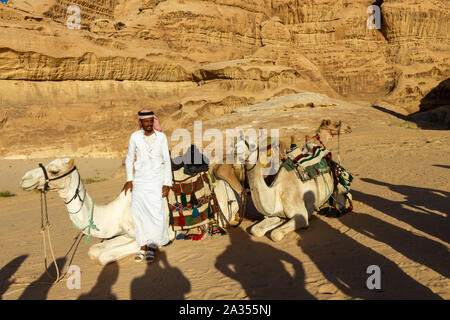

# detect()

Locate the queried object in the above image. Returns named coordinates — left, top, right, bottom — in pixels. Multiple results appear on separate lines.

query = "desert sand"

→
left=1, top=119, right=449, bottom=300
left=0, top=0, right=449, bottom=301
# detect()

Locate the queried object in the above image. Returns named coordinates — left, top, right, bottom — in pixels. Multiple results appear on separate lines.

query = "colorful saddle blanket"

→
left=328, top=161, right=353, bottom=192
left=281, top=142, right=331, bottom=181
left=168, top=172, right=221, bottom=228
left=285, top=142, right=330, bottom=168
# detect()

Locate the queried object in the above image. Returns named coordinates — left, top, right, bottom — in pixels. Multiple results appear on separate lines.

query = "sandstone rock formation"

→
left=0, top=0, right=448, bottom=158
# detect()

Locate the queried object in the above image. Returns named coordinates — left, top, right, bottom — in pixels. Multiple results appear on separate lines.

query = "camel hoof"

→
left=270, top=230, right=285, bottom=242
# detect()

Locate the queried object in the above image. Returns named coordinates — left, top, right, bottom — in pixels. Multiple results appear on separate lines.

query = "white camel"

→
left=20, top=158, right=239, bottom=265
left=211, top=119, right=351, bottom=196
left=233, top=126, right=352, bottom=242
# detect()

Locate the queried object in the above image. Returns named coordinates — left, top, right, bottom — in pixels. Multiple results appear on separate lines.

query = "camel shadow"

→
left=130, top=251, right=190, bottom=299
left=18, top=257, right=67, bottom=300
left=340, top=203, right=450, bottom=280
left=298, top=218, right=441, bottom=299
left=0, top=255, right=28, bottom=299
left=215, top=227, right=314, bottom=300
left=78, top=262, right=119, bottom=300
left=432, top=164, right=450, bottom=170
left=357, top=178, right=449, bottom=243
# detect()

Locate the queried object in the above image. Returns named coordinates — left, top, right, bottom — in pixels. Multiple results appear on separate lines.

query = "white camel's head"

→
left=20, top=158, right=76, bottom=192
left=233, top=133, right=280, bottom=174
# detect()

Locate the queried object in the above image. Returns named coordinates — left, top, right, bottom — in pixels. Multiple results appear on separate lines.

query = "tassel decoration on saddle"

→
left=180, top=192, right=188, bottom=207
left=207, top=202, right=214, bottom=219
left=209, top=219, right=219, bottom=234
left=192, top=206, right=199, bottom=218
left=178, top=211, right=186, bottom=227
left=190, top=191, right=198, bottom=207
left=192, top=232, right=205, bottom=241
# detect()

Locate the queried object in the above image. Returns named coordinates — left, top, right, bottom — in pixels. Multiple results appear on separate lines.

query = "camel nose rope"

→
left=337, top=121, right=343, bottom=165
left=36, top=162, right=92, bottom=284
left=40, top=190, right=60, bottom=283
left=39, top=190, right=86, bottom=284
left=70, top=199, right=99, bottom=243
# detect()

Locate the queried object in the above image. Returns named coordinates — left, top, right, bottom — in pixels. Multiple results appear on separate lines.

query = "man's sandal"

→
left=134, top=249, right=156, bottom=263
left=145, top=249, right=155, bottom=263
left=134, top=250, right=146, bottom=262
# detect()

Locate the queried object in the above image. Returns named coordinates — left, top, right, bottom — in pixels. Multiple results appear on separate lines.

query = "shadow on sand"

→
left=357, top=178, right=449, bottom=243
left=0, top=255, right=28, bottom=299
left=340, top=199, right=450, bottom=280
left=18, top=257, right=67, bottom=300
left=372, top=78, right=450, bottom=129
left=130, top=251, right=190, bottom=299
left=78, top=262, right=119, bottom=300
left=215, top=227, right=314, bottom=300
left=432, top=164, right=450, bottom=170
left=298, top=217, right=442, bottom=299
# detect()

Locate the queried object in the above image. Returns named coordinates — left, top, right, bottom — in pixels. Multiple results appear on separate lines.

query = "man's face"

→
left=141, top=117, right=154, bottom=132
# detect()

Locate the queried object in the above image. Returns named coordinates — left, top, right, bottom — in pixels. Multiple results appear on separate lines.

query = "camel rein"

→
left=38, top=189, right=85, bottom=284
left=37, top=164, right=96, bottom=284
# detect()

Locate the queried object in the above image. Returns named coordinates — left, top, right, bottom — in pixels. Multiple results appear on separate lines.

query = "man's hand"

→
left=122, top=181, right=133, bottom=195
left=162, top=185, right=170, bottom=198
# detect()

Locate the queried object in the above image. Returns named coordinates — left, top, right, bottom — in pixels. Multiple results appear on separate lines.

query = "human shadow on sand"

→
left=18, top=257, right=66, bottom=300
left=130, top=251, right=190, bottom=299
left=298, top=217, right=441, bottom=299
left=78, top=262, right=119, bottom=300
left=0, top=255, right=28, bottom=299
left=357, top=178, right=449, bottom=243
left=215, top=227, right=314, bottom=300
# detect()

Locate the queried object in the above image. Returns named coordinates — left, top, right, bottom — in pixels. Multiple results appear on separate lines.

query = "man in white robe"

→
left=122, top=110, right=172, bottom=262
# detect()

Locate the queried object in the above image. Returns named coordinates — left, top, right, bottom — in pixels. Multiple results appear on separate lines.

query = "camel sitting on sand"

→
left=233, top=134, right=352, bottom=241
left=20, top=159, right=239, bottom=265
left=211, top=119, right=351, bottom=196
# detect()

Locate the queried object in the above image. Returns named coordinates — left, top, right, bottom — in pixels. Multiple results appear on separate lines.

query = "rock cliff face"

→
left=44, top=0, right=117, bottom=28
left=0, top=0, right=448, bottom=158
left=380, top=0, right=450, bottom=114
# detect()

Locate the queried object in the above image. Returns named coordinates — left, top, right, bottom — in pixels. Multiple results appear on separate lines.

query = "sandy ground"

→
left=0, top=123, right=449, bottom=300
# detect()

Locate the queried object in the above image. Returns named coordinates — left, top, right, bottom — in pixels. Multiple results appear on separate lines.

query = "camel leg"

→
left=270, top=214, right=309, bottom=242
left=88, top=243, right=106, bottom=260
left=88, top=235, right=135, bottom=261
left=250, top=216, right=284, bottom=237
left=98, top=238, right=140, bottom=265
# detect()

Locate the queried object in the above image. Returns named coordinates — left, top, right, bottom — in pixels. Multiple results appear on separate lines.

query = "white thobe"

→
left=125, top=129, right=172, bottom=248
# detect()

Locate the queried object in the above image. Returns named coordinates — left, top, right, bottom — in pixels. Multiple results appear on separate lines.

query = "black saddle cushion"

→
left=171, top=144, right=209, bottom=174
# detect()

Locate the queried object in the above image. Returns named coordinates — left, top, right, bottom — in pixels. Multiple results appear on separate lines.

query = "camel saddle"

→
left=171, top=144, right=209, bottom=175
left=281, top=142, right=331, bottom=182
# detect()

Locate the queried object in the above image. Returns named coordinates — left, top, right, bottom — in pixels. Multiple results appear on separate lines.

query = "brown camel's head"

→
left=318, top=119, right=352, bottom=135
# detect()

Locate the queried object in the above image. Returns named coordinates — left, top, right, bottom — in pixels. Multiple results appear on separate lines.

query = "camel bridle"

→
left=38, top=163, right=86, bottom=214
left=36, top=163, right=86, bottom=284
left=235, top=139, right=259, bottom=172
left=231, top=138, right=259, bottom=228
left=39, top=163, right=77, bottom=192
